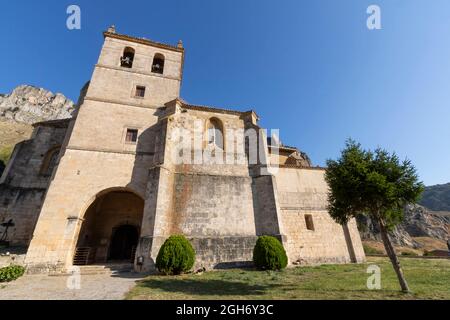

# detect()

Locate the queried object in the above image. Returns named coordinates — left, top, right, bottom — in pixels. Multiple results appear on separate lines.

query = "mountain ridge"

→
left=419, top=183, right=450, bottom=212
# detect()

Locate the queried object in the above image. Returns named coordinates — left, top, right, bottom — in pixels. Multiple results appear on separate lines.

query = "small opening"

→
left=151, top=53, right=165, bottom=74
left=135, top=86, right=146, bottom=98
left=305, top=214, right=315, bottom=231
left=207, top=118, right=224, bottom=150
left=120, top=47, right=135, bottom=68
left=126, top=129, right=138, bottom=143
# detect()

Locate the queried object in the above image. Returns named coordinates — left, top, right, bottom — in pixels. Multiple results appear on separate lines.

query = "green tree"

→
left=325, top=139, right=424, bottom=293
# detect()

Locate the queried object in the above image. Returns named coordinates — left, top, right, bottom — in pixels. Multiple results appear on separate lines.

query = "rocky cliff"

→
left=357, top=204, right=450, bottom=248
left=0, top=85, right=75, bottom=124
left=0, top=85, right=75, bottom=164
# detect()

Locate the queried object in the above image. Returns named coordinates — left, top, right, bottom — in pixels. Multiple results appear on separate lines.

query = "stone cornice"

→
left=95, top=64, right=182, bottom=81
left=166, top=98, right=259, bottom=119
left=66, top=146, right=154, bottom=156
left=83, top=96, right=162, bottom=110
left=103, top=32, right=184, bottom=53
left=280, top=206, right=327, bottom=211
left=279, top=164, right=326, bottom=171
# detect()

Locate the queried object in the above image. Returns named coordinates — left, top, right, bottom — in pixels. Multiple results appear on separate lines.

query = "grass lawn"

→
left=126, top=257, right=450, bottom=300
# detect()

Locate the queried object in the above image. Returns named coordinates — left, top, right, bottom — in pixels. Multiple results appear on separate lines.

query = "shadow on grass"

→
left=136, top=278, right=278, bottom=296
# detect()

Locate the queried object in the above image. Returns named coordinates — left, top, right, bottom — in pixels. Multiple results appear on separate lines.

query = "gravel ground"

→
left=0, top=272, right=142, bottom=300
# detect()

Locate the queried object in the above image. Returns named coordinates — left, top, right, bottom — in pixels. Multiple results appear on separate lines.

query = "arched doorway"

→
left=74, top=189, right=144, bottom=265
left=109, top=225, right=139, bottom=261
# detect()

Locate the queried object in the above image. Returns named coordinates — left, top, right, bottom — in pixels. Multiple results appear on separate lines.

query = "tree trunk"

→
left=378, top=218, right=410, bottom=293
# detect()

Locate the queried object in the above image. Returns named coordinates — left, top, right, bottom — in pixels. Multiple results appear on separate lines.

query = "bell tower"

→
left=86, top=26, right=185, bottom=108
left=66, top=26, right=185, bottom=153
left=24, top=27, right=185, bottom=271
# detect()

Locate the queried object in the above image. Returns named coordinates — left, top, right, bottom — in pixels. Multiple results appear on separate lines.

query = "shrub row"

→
left=155, top=235, right=288, bottom=275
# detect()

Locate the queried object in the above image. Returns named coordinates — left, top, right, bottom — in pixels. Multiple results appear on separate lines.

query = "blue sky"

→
left=1, top=0, right=449, bottom=186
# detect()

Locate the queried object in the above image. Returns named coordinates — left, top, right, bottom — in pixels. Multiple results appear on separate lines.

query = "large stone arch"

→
left=71, top=186, right=145, bottom=265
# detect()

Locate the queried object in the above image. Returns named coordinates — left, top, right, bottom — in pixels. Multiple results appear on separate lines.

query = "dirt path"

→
left=0, top=272, right=141, bottom=300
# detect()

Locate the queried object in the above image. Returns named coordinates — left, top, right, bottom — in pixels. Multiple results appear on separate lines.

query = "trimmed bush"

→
left=156, top=235, right=196, bottom=275
left=0, top=265, right=26, bottom=283
left=253, top=236, right=288, bottom=271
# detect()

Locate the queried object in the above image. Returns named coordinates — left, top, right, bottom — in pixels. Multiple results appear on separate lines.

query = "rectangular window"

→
left=135, top=86, right=146, bottom=98
left=305, top=214, right=315, bottom=231
left=126, top=129, right=138, bottom=143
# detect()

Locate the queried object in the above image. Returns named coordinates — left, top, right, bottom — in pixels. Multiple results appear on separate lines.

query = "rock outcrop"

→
left=0, top=85, right=75, bottom=124
left=357, top=204, right=450, bottom=248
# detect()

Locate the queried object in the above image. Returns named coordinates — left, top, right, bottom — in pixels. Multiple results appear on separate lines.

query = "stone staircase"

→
left=49, top=263, right=134, bottom=276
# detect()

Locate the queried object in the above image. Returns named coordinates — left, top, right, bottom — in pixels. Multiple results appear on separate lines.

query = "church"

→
left=0, top=27, right=365, bottom=273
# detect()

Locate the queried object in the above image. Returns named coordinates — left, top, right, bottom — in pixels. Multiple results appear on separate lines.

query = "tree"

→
left=325, top=139, right=424, bottom=293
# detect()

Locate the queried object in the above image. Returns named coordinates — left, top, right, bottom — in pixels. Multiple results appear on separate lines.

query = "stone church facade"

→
left=0, top=27, right=365, bottom=273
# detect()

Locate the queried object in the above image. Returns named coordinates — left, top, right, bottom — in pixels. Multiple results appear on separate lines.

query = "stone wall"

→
left=136, top=101, right=262, bottom=271
left=0, top=253, right=26, bottom=268
left=190, top=236, right=257, bottom=269
left=251, top=175, right=282, bottom=236
left=0, top=122, right=68, bottom=246
left=173, top=173, right=255, bottom=237
left=275, top=167, right=365, bottom=264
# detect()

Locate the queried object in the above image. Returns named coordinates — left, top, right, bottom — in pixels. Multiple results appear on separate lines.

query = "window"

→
left=39, top=146, right=61, bottom=176
left=151, top=53, right=165, bottom=74
left=120, top=47, right=135, bottom=68
left=207, top=118, right=224, bottom=150
left=305, top=214, right=315, bottom=231
left=135, top=86, right=146, bottom=98
left=125, top=129, right=138, bottom=143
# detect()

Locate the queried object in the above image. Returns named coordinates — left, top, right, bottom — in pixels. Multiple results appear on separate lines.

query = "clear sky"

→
left=1, top=0, right=449, bottom=186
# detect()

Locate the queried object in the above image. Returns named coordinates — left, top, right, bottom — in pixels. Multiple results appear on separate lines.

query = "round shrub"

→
left=253, top=236, right=288, bottom=271
left=156, top=235, right=196, bottom=275
left=0, top=265, right=26, bottom=283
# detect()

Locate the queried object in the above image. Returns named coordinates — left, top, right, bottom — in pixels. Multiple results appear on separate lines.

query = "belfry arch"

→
left=73, top=188, right=144, bottom=265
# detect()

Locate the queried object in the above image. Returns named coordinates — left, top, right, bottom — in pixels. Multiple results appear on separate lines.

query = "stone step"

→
left=48, top=264, right=134, bottom=276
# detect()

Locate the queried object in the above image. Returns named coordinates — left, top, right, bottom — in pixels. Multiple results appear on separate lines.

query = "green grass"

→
left=0, top=145, right=13, bottom=164
left=363, top=244, right=383, bottom=255
left=126, top=257, right=450, bottom=300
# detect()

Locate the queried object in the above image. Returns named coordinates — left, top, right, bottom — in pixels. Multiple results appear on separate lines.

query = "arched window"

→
left=207, top=118, right=224, bottom=150
left=39, top=146, right=61, bottom=177
left=151, top=53, right=165, bottom=74
left=120, top=47, right=135, bottom=68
